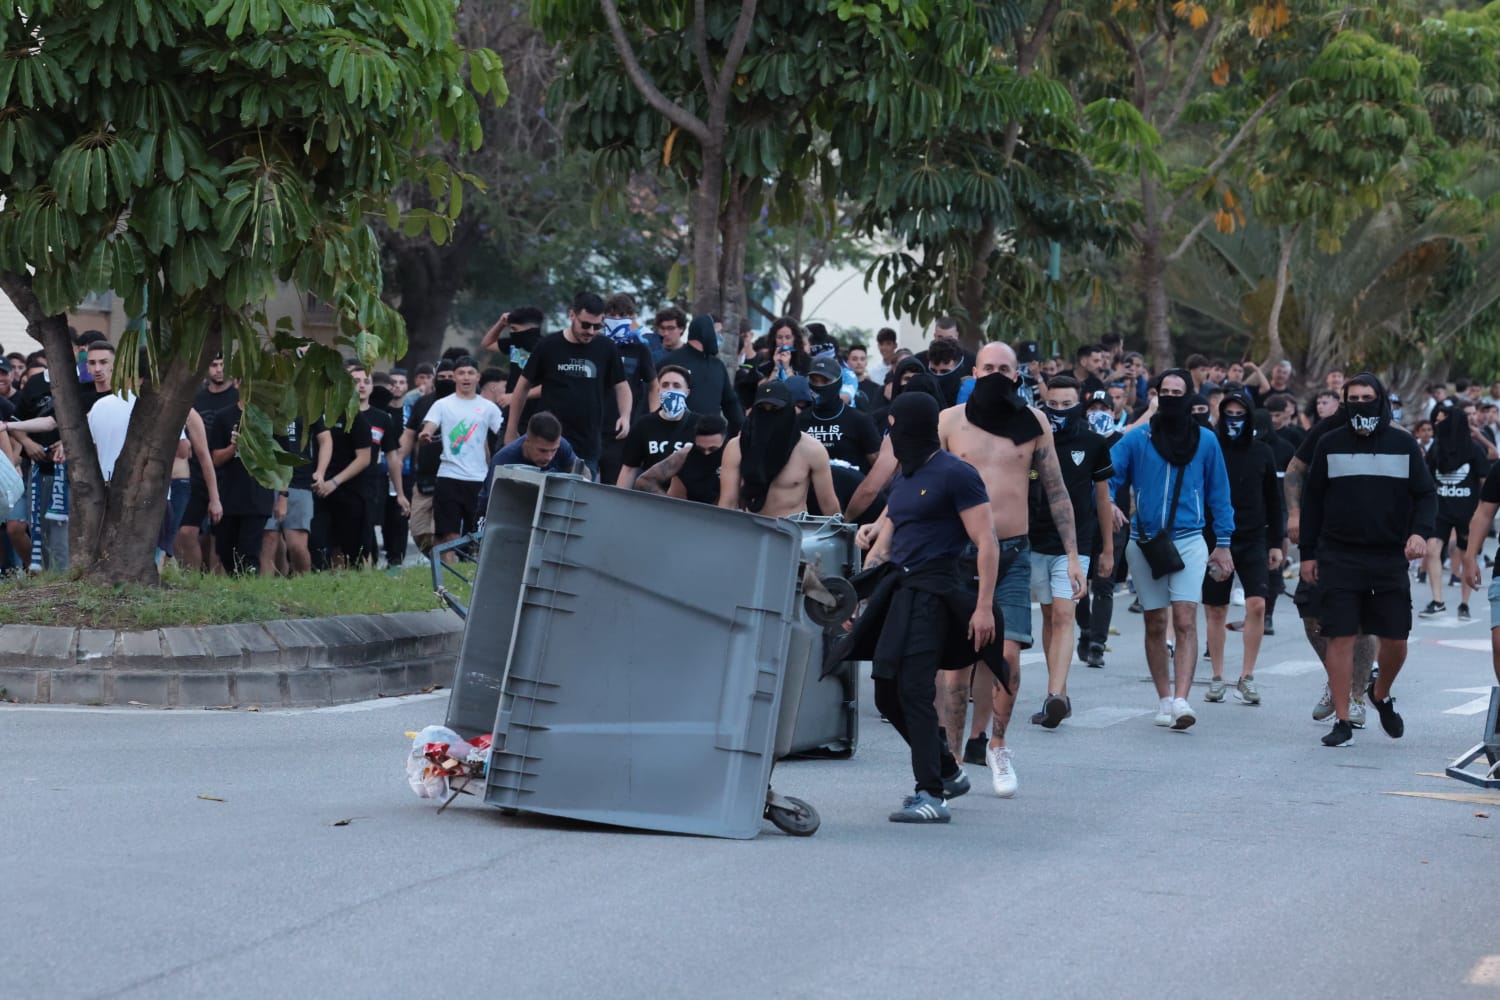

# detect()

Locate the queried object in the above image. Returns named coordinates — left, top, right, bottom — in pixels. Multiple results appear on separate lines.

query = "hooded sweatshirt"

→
left=1213, top=389, right=1282, bottom=542
left=1300, top=372, right=1436, bottom=560
left=1109, top=422, right=1235, bottom=547
left=662, top=315, right=743, bottom=435
left=1427, top=398, right=1486, bottom=524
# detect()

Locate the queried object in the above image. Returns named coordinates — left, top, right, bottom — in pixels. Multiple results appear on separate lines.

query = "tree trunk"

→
left=717, top=180, right=754, bottom=370
left=689, top=144, right=726, bottom=321
left=86, top=344, right=210, bottom=584
left=956, top=228, right=997, bottom=353
left=1264, top=224, right=1297, bottom=368
left=0, top=272, right=107, bottom=576
left=393, top=215, right=481, bottom=367
left=1138, top=173, right=1173, bottom=370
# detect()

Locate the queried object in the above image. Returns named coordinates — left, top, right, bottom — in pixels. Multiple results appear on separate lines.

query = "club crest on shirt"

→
left=1071, top=450, right=1085, bottom=466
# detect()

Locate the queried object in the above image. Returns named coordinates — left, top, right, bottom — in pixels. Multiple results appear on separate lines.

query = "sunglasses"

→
left=577, top=320, right=604, bottom=331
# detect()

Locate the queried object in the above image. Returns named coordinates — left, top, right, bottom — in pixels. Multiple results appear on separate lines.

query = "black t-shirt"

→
left=208, top=410, right=274, bottom=516
left=604, top=341, right=656, bottom=424
left=1028, top=427, right=1114, bottom=556
left=678, top=447, right=723, bottom=504
left=0, top=394, right=16, bottom=423
left=622, top=410, right=698, bottom=472
left=855, top=379, right=884, bottom=412
left=1482, top=465, right=1500, bottom=580
left=1431, top=440, right=1487, bottom=521
left=191, top=383, right=240, bottom=484
left=496, top=327, right=544, bottom=392
left=325, top=412, right=374, bottom=482
left=799, top=406, right=881, bottom=472
left=362, top=406, right=399, bottom=497
left=276, top=418, right=319, bottom=490
left=886, top=451, right=989, bottom=568
left=521, top=333, right=627, bottom=461
left=405, top=393, right=443, bottom=480
left=14, top=372, right=59, bottom=474
left=1277, top=424, right=1306, bottom=452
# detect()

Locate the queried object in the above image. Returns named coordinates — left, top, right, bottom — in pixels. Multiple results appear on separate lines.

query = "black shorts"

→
left=1201, top=530, right=1271, bottom=607
left=181, top=478, right=210, bottom=532
left=1293, top=579, right=1324, bottom=621
left=1430, top=512, right=1471, bottom=551
left=1316, top=546, right=1413, bottom=639
left=433, top=477, right=483, bottom=537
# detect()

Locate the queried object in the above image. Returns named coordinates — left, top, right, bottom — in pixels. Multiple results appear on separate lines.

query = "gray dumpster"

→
left=446, top=467, right=815, bottom=839
left=777, top=514, right=861, bottom=759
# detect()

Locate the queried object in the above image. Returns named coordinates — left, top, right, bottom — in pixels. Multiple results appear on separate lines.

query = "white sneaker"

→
left=985, top=744, right=1017, bottom=798
left=1170, top=697, right=1196, bottom=730
left=1154, top=698, right=1173, bottom=727
left=1231, top=587, right=1246, bottom=607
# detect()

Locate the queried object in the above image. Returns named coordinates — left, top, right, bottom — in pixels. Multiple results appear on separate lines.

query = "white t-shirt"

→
left=88, top=392, right=136, bottom=482
left=425, top=393, right=505, bottom=482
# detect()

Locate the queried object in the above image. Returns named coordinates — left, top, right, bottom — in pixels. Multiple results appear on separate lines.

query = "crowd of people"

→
left=6, top=299, right=1498, bottom=824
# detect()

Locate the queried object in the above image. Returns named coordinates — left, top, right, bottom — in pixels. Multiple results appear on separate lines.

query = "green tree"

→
left=0, top=0, right=503, bottom=583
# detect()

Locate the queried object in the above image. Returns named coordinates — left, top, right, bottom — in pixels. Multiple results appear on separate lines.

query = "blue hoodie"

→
left=1109, top=424, right=1235, bottom=548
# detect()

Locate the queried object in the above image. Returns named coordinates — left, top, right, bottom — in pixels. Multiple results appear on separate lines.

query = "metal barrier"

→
left=1445, top=687, right=1500, bottom=789
left=430, top=528, right=482, bottom=620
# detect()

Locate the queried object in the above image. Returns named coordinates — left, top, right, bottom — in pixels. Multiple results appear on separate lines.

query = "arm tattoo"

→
left=1284, top=458, right=1306, bottom=515
left=633, top=447, right=689, bottom=495
left=1034, top=443, right=1078, bottom=555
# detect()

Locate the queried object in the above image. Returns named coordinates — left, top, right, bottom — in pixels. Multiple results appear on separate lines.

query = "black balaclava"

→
left=1431, top=398, right=1473, bottom=472
left=1343, top=372, right=1390, bottom=437
left=433, top=378, right=457, bottom=400
left=1215, top=388, right=1253, bottom=449
left=739, top=392, right=800, bottom=513
left=966, top=372, right=1042, bottom=444
left=687, top=314, right=719, bottom=356
left=889, top=392, right=942, bottom=476
left=897, top=370, right=943, bottom=404
left=1150, top=368, right=1200, bottom=465
left=889, top=357, right=928, bottom=398
left=1188, top=393, right=1211, bottom=429
left=1043, top=401, right=1083, bottom=437
left=1251, top=407, right=1274, bottom=443
left=810, top=378, right=843, bottom=418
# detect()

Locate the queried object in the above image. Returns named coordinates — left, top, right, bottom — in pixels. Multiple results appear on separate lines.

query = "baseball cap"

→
left=784, top=375, right=814, bottom=405
left=1086, top=389, right=1111, bottom=409
left=754, top=381, right=792, bottom=409
left=808, top=355, right=842, bottom=383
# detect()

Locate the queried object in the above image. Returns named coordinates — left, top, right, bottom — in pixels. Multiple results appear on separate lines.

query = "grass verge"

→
left=0, top=565, right=445, bottom=630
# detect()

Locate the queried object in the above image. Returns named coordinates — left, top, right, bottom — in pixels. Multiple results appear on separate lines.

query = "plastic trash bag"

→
left=406, top=725, right=475, bottom=800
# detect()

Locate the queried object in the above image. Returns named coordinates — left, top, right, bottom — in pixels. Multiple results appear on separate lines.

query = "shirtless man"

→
left=719, top=381, right=841, bottom=518
left=939, top=343, right=1084, bottom=796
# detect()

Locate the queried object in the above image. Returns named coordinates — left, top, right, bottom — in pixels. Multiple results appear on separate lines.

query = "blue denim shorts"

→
left=1489, top=578, right=1500, bottom=630
left=962, top=536, right=1034, bottom=648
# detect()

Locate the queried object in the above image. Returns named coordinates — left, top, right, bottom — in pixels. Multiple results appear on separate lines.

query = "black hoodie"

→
left=662, top=316, right=743, bottom=435
left=1301, top=372, right=1436, bottom=561
left=1212, top=389, right=1282, bottom=543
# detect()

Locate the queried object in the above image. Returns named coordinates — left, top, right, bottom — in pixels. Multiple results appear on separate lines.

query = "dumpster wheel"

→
left=804, top=576, right=857, bottom=628
left=765, top=791, right=820, bottom=836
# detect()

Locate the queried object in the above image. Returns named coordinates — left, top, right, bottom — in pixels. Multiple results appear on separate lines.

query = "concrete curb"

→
left=0, top=610, right=463, bottom=708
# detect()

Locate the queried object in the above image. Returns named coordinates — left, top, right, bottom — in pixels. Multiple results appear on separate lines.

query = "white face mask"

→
left=1087, top=409, right=1115, bottom=436
left=660, top=389, right=688, bottom=419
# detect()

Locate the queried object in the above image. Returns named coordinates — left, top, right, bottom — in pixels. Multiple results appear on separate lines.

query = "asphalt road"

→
left=3, top=581, right=1498, bottom=1000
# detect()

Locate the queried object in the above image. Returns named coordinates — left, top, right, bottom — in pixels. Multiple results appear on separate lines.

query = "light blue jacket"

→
left=1109, top=425, right=1235, bottom=548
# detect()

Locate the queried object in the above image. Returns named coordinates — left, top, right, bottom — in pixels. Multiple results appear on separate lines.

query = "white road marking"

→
left=1464, top=955, right=1500, bottom=987
left=268, top=691, right=447, bottom=715
left=1067, top=706, right=1153, bottom=729
left=1436, top=639, right=1494, bottom=652
left=1446, top=697, right=1493, bottom=717
left=1416, top=616, right=1480, bottom=630
left=1253, top=660, right=1325, bottom=677
left=1447, top=687, right=1496, bottom=695
left=1018, top=652, right=1047, bottom=666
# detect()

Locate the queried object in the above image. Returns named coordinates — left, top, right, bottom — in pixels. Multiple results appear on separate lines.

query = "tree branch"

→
left=598, top=0, right=710, bottom=141
left=1161, top=15, right=1221, bottom=135
left=707, top=0, right=758, bottom=132
left=1017, top=0, right=1063, bottom=74
left=1103, top=16, right=1149, bottom=109
left=692, top=0, right=714, bottom=95
left=1161, top=92, right=1280, bottom=227
left=1165, top=213, right=1213, bottom=263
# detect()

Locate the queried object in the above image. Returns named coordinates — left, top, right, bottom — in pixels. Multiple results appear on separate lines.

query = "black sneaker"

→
left=1419, top=600, right=1446, bottom=618
left=1416, top=570, right=1428, bottom=584
left=1076, top=637, right=1090, bottom=664
left=1129, top=598, right=1143, bottom=614
left=1321, top=719, right=1354, bottom=747
left=1086, top=643, right=1106, bottom=668
left=941, top=768, right=971, bottom=800
left=1449, top=574, right=1462, bottom=587
left=1031, top=694, right=1070, bottom=730
left=962, top=735, right=988, bottom=765
left=1367, top=682, right=1405, bottom=738
left=1459, top=603, right=1472, bottom=622
left=1264, top=618, right=1275, bottom=636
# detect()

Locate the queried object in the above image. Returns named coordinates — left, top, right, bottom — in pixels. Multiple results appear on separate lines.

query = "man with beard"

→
left=615, top=365, right=698, bottom=488
left=1300, top=373, right=1435, bottom=747
left=1108, top=369, right=1236, bottom=731
left=1027, top=377, right=1114, bottom=728
left=1419, top=398, right=1487, bottom=620
left=843, top=392, right=1001, bottom=823
left=718, top=382, right=840, bottom=518
left=1200, top=389, right=1282, bottom=706
left=938, top=342, right=1083, bottom=796
left=633, top=415, right=728, bottom=503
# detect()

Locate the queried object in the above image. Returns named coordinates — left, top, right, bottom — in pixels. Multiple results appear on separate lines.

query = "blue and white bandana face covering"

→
left=1087, top=409, right=1115, bottom=436
left=604, top=318, right=637, bottom=345
left=660, top=389, right=688, bottom=419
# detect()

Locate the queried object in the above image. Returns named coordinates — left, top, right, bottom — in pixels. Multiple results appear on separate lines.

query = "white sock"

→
left=1160, top=697, right=1174, bottom=713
